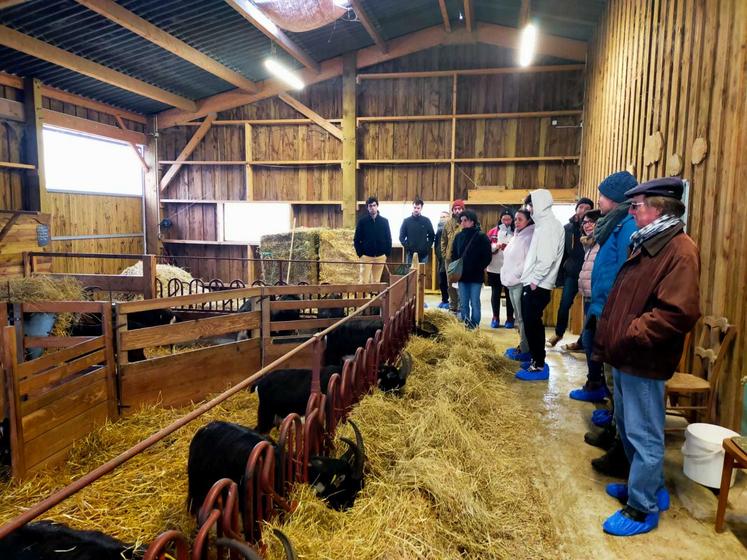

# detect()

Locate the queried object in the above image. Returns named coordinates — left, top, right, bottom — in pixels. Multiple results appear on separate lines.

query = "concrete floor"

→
left=425, top=289, right=747, bottom=559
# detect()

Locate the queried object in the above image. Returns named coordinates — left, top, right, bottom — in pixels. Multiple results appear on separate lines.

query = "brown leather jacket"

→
left=593, top=223, right=700, bottom=380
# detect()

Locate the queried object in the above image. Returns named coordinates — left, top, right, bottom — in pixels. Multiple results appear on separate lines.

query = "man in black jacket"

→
left=399, top=197, right=435, bottom=265
left=354, top=196, right=392, bottom=283
left=547, top=197, right=593, bottom=348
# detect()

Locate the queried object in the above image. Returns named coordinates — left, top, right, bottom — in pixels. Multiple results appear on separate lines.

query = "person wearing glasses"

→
left=595, top=177, right=699, bottom=536
left=450, top=209, right=491, bottom=329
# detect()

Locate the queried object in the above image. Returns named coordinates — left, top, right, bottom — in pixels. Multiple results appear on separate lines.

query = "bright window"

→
left=43, top=127, right=143, bottom=196
left=224, top=202, right=291, bottom=244
left=376, top=202, right=450, bottom=247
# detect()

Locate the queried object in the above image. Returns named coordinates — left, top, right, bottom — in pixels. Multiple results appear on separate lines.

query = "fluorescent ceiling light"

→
left=264, top=58, right=305, bottom=90
left=518, top=23, right=537, bottom=67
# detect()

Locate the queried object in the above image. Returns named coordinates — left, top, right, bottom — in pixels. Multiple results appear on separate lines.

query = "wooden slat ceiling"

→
left=0, top=0, right=605, bottom=116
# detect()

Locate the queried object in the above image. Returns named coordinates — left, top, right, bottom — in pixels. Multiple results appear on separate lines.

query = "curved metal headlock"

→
left=242, top=441, right=292, bottom=543
left=277, top=413, right=304, bottom=490
left=302, top=407, right=326, bottom=484
left=143, top=529, right=190, bottom=560
left=339, top=358, right=355, bottom=415
left=363, top=337, right=377, bottom=391
left=193, top=478, right=242, bottom=560
left=350, top=347, right=365, bottom=403
left=325, top=372, right=343, bottom=437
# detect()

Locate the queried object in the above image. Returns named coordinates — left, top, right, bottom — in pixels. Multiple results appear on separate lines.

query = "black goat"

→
left=237, top=294, right=301, bottom=338
left=253, top=365, right=342, bottom=433
left=187, top=420, right=364, bottom=513
left=0, top=521, right=142, bottom=559
left=377, top=351, right=413, bottom=393
left=323, top=318, right=384, bottom=367
left=316, top=292, right=345, bottom=320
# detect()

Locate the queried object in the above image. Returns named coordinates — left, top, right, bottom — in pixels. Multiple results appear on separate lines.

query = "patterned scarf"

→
left=594, top=201, right=631, bottom=246
left=629, top=214, right=682, bottom=253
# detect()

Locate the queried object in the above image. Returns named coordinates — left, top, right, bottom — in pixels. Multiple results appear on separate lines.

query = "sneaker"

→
left=605, top=483, right=670, bottom=511
left=592, top=409, right=613, bottom=427
left=569, top=385, right=609, bottom=403
left=515, top=362, right=549, bottom=381
left=490, top=318, right=500, bottom=328
left=438, top=302, right=449, bottom=309
left=504, top=320, right=515, bottom=329
left=603, top=506, right=659, bottom=536
left=546, top=334, right=562, bottom=347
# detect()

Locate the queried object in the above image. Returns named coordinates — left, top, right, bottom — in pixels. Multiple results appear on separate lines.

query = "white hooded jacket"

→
left=520, top=189, right=565, bottom=289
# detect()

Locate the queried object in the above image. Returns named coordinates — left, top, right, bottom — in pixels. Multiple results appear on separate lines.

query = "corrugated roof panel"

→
left=0, top=46, right=169, bottom=113
left=286, top=16, right=374, bottom=62
left=360, top=0, right=443, bottom=40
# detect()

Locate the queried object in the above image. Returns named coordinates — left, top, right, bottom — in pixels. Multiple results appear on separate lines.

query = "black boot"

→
left=591, top=437, right=630, bottom=479
left=584, top=423, right=616, bottom=450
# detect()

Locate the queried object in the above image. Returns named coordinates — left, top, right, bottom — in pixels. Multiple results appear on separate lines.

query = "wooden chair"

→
left=665, top=316, right=736, bottom=426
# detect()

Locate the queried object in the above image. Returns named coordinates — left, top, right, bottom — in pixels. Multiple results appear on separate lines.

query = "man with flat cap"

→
left=594, top=177, right=700, bottom=536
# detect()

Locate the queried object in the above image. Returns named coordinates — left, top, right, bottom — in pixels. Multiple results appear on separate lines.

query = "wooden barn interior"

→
left=0, top=0, right=746, bottom=557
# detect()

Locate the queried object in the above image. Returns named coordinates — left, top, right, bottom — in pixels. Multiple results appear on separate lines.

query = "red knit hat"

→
left=452, top=199, right=465, bottom=209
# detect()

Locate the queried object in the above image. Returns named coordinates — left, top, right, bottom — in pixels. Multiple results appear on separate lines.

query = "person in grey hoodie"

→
left=515, top=189, right=565, bottom=381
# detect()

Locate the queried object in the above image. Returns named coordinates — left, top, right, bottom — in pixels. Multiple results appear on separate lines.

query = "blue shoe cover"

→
left=569, top=386, right=609, bottom=403
left=504, top=321, right=515, bottom=329
left=592, top=409, right=613, bottom=427
left=437, top=302, right=449, bottom=309
left=603, top=509, right=658, bottom=536
left=515, top=363, right=549, bottom=381
left=504, top=347, right=518, bottom=359
left=605, top=484, right=670, bottom=511
left=490, top=319, right=500, bottom=328
left=505, top=348, right=530, bottom=361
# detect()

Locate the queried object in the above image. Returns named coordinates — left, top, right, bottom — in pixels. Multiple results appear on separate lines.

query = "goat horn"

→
left=347, top=420, right=365, bottom=480
left=272, top=528, right=299, bottom=560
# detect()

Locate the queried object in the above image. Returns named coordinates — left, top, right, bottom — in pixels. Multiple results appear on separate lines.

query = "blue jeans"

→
left=458, top=282, right=482, bottom=329
left=555, top=274, right=579, bottom=337
left=405, top=250, right=429, bottom=265
left=613, top=368, right=666, bottom=513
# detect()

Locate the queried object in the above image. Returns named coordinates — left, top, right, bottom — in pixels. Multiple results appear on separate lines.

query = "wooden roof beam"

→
left=0, top=1, right=29, bottom=9
left=463, top=0, right=473, bottom=33
left=349, top=0, right=387, bottom=53
left=75, top=0, right=257, bottom=92
left=437, top=0, right=451, bottom=32
left=277, top=93, right=342, bottom=140
left=224, top=0, right=320, bottom=73
left=0, top=71, right=147, bottom=124
left=0, top=25, right=197, bottom=111
left=476, top=22, right=586, bottom=62
left=159, top=113, right=216, bottom=192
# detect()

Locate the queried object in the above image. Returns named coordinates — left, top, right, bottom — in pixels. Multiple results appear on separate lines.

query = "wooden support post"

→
left=416, top=264, right=425, bottom=326
left=449, top=74, right=457, bottom=202
left=142, top=255, right=157, bottom=300
left=22, top=78, right=45, bottom=212
left=3, top=326, right=26, bottom=478
left=537, top=117, right=549, bottom=187
left=310, top=337, right=322, bottom=395
left=244, top=123, right=253, bottom=200
left=100, top=303, right=119, bottom=418
left=342, top=52, right=357, bottom=229
left=143, top=116, right=160, bottom=255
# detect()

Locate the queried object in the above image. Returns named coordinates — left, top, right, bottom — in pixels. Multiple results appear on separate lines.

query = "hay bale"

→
left=259, top=228, right=320, bottom=285
left=318, top=228, right=359, bottom=284
left=0, top=276, right=87, bottom=336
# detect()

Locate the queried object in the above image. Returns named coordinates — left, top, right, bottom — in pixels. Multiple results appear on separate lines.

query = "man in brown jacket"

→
left=440, top=200, right=465, bottom=313
left=594, top=177, right=700, bottom=537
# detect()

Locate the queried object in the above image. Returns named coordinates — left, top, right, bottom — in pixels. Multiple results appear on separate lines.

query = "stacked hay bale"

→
left=0, top=310, right=559, bottom=558
left=259, top=228, right=320, bottom=285
left=0, top=276, right=86, bottom=336
left=119, top=261, right=207, bottom=301
left=318, top=228, right=359, bottom=284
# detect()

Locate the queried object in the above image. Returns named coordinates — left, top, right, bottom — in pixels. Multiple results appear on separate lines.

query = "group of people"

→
left=353, top=175, right=700, bottom=537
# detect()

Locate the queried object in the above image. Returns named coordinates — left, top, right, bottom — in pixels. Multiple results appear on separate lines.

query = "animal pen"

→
left=0, top=263, right=422, bottom=557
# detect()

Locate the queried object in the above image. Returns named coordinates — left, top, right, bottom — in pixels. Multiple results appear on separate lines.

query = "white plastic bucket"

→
left=682, top=423, right=740, bottom=488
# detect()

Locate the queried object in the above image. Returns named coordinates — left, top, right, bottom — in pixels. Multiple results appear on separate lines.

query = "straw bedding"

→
left=0, top=310, right=559, bottom=558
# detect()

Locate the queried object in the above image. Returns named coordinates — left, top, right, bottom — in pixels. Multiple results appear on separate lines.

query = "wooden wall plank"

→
left=579, top=0, right=747, bottom=430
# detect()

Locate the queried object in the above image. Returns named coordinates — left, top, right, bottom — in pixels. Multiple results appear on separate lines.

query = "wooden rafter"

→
left=115, top=116, right=149, bottom=171
left=158, top=23, right=586, bottom=128
left=463, top=0, right=473, bottom=33
left=277, top=93, right=343, bottom=140
left=0, top=71, right=146, bottom=124
left=0, top=1, right=29, bottom=9
left=159, top=114, right=216, bottom=192
left=349, top=0, right=387, bottom=53
left=75, top=0, right=257, bottom=92
left=42, top=110, right=147, bottom=145
left=519, top=0, right=531, bottom=27
left=0, top=25, right=197, bottom=111
left=224, top=0, right=320, bottom=73
left=437, top=0, right=451, bottom=32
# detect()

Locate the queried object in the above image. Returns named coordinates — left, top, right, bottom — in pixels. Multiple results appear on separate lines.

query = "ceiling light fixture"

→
left=264, top=58, right=305, bottom=90
left=518, top=23, right=537, bottom=67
